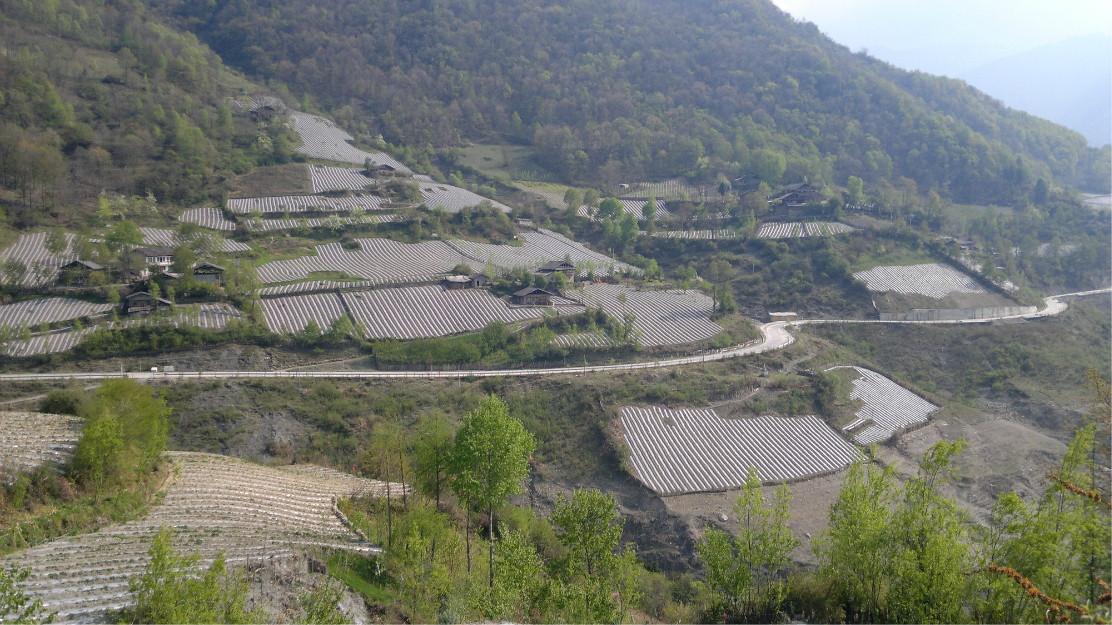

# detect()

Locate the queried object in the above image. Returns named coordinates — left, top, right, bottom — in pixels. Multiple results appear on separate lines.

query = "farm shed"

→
left=125, top=291, right=172, bottom=315
left=193, top=262, right=225, bottom=284
left=535, top=260, right=577, bottom=279
left=56, top=260, right=105, bottom=286
left=469, top=272, right=493, bottom=288
left=513, top=287, right=554, bottom=306
left=442, top=275, right=471, bottom=290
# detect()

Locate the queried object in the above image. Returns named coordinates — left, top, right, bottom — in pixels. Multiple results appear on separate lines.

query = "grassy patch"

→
left=848, top=246, right=940, bottom=272
left=228, top=163, right=311, bottom=198
left=458, top=144, right=546, bottom=181
left=326, top=551, right=397, bottom=605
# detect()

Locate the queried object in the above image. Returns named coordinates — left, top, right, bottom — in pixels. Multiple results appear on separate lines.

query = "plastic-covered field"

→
left=248, top=214, right=400, bottom=232
left=620, top=406, right=861, bottom=495
left=576, top=199, right=670, bottom=219
left=226, top=194, right=388, bottom=214
left=0, top=232, right=77, bottom=286
left=178, top=207, right=235, bottom=230
left=138, top=228, right=251, bottom=253
left=290, top=112, right=411, bottom=172
left=0, top=450, right=405, bottom=622
left=0, top=298, right=113, bottom=328
left=309, top=164, right=378, bottom=193
left=258, top=281, right=377, bottom=297
left=551, top=331, right=614, bottom=348
left=851, top=263, right=989, bottom=298
left=259, top=292, right=346, bottom=334
left=831, top=366, right=940, bottom=445
left=0, top=411, right=82, bottom=482
left=257, top=238, right=463, bottom=286
left=419, top=184, right=511, bottom=213
left=342, top=285, right=570, bottom=339
left=754, top=222, right=853, bottom=239
left=449, top=229, right=634, bottom=277
left=650, top=229, right=736, bottom=240
left=577, top=284, right=722, bottom=347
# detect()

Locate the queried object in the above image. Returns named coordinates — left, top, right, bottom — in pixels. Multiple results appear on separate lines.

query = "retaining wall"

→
left=880, top=306, right=1036, bottom=322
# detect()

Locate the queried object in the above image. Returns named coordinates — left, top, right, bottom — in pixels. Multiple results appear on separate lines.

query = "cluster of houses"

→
left=440, top=260, right=579, bottom=306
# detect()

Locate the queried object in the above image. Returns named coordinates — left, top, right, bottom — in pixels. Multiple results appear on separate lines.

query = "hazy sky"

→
left=771, top=0, right=1112, bottom=76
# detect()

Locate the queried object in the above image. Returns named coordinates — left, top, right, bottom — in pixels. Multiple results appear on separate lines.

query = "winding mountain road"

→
left=0, top=289, right=1106, bottom=383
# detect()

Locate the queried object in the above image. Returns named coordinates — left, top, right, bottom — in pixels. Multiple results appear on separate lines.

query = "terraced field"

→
left=342, top=285, right=572, bottom=339
left=852, top=263, right=989, bottom=298
left=226, top=194, right=388, bottom=214
left=577, top=284, right=722, bottom=346
left=178, top=207, right=235, bottom=231
left=289, top=112, right=410, bottom=172
left=309, top=164, right=378, bottom=193
left=754, top=221, right=853, bottom=239
left=628, top=179, right=703, bottom=200
left=249, top=214, right=400, bottom=232
left=649, top=229, right=736, bottom=240
left=0, top=232, right=77, bottom=286
left=450, top=229, right=634, bottom=277
left=0, top=411, right=82, bottom=481
left=577, top=199, right=671, bottom=220
left=0, top=327, right=95, bottom=357
left=0, top=298, right=113, bottom=328
left=138, top=228, right=251, bottom=253
left=830, top=366, right=940, bottom=445
left=619, top=407, right=861, bottom=495
left=257, top=238, right=464, bottom=286
left=419, top=184, right=511, bottom=213
left=551, top=331, right=615, bottom=348
left=0, top=449, right=404, bottom=622
left=259, top=292, right=347, bottom=334
left=258, top=281, right=378, bottom=297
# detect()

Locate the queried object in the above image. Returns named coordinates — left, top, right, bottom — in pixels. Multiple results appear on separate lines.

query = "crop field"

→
left=259, top=292, right=347, bottom=333
left=0, top=327, right=95, bottom=357
left=178, top=207, right=235, bottom=231
left=289, top=112, right=411, bottom=172
left=0, top=232, right=77, bottom=286
left=576, top=199, right=671, bottom=220
left=226, top=194, right=388, bottom=214
left=754, top=221, right=853, bottom=239
left=450, top=229, right=634, bottom=277
left=258, top=281, right=377, bottom=297
left=0, top=298, right=113, bottom=328
left=342, top=285, right=566, bottom=339
left=830, top=366, right=940, bottom=445
left=628, top=179, right=704, bottom=200
left=852, top=263, right=989, bottom=298
left=0, top=450, right=405, bottom=622
left=619, top=407, right=861, bottom=495
left=232, top=95, right=288, bottom=113
left=252, top=214, right=400, bottom=232
left=257, top=238, right=464, bottom=285
left=649, top=229, right=737, bottom=240
left=419, top=184, right=512, bottom=213
left=577, top=284, right=722, bottom=346
left=309, top=164, right=378, bottom=193
left=138, top=228, right=252, bottom=253
left=0, top=411, right=82, bottom=481
left=551, top=331, right=614, bottom=348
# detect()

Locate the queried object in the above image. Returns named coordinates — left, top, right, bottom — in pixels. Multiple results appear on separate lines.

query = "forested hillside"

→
left=156, top=0, right=1110, bottom=200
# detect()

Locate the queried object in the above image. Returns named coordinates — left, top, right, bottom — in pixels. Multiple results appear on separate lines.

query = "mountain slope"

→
left=155, top=0, right=1109, bottom=199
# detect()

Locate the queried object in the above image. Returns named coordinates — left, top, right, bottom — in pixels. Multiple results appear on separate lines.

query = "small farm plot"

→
left=256, top=238, right=464, bottom=286
left=139, top=228, right=252, bottom=253
left=0, top=298, right=113, bottom=328
left=577, top=284, right=722, bottom=347
left=259, top=292, right=347, bottom=334
left=248, top=213, right=399, bottom=232
left=551, top=331, right=614, bottom=348
left=577, top=199, right=670, bottom=219
left=309, top=164, right=378, bottom=193
left=0, top=411, right=82, bottom=482
left=178, top=207, right=236, bottom=231
left=342, top=285, right=565, bottom=339
left=420, top=184, right=511, bottom=213
left=290, top=112, right=411, bottom=172
left=831, top=366, right=940, bottom=445
left=449, top=229, right=634, bottom=277
left=226, top=194, right=388, bottom=214
left=0, top=232, right=77, bottom=286
left=852, top=263, right=989, bottom=298
left=258, top=281, right=376, bottom=297
left=650, top=229, right=736, bottom=240
left=619, top=407, right=861, bottom=495
left=0, top=451, right=405, bottom=623
left=0, top=326, right=95, bottom=357
left=754, top=221, right=853, bottom=239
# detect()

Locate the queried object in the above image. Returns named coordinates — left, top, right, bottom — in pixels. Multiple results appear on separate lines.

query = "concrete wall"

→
left=880, top=306, right=1036, bottom=321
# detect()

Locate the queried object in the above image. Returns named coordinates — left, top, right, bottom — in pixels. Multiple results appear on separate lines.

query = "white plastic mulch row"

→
left=289, top=112, right=411, bottom=172
left=851, top=263, right=989, bottom=299
left=225, top=194, right=388, bottom=214
left=0, top=232, right=77, bottom=286
left=0, top=327, right=95, bottom=357
left=576, top=284, right=722, bottom=347
left=620, top=407, right=861, bottom=495
left=832, top=366, right=940, bottom=445
left=178, top=207, right=236, bottom=231
left=419, top=184, right=511, bottom=213
left=258, top=281, right=378, bottom=297
left=0, top=298, right=113, bottom=328
left=258, top=292, right=347, bottom=334
left=449, top=229, right=635, bottom=278
left=0, top=450, right=404, bottom=622
left=256, top=238, right=465, bottom=286
left=650, top=229, right=736, bottom=240
left=309, top=164, right=379, bottom=193
left=0, top=411, right=82, bottom=480
left=551, top=331, right=615, bottom=348
left=576, top=199, right=671, bottom=220
left=247, top=214, right=400, bottom=232
left=138, top=228, right=252, bottom=253
left=754, top=221, right=853, bottom=239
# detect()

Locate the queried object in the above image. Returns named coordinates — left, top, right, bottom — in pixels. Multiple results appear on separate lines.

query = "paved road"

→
left=0, top=289, right=1105, bottom=383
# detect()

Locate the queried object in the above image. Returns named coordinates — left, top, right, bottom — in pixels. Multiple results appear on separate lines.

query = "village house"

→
left=534, top=260, right=577, bottom=281
left=193, top=262, right=226, bottom=284
left=771, top=183, right=823, bottom=207
left=512, top=286, right=554, bottom=306
left=133, top=247, right=176, bottom=274
left=442, top=275, right=471, bottom=290
left=125, top=291, right=173, bottom=316
left=469, top=272, right=493, bottom=288
left=56, top=259, right=106, bottom=286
